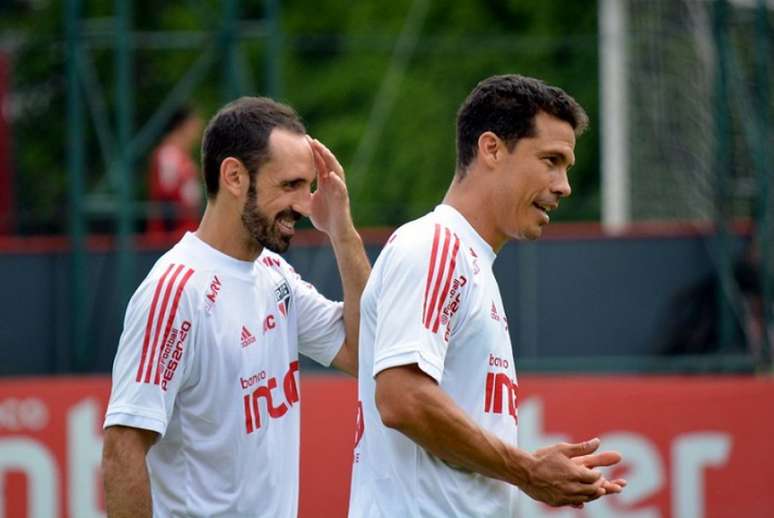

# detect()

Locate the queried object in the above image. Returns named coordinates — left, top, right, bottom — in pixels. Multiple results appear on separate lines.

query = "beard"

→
left=241, top=179, right=301, bottom=254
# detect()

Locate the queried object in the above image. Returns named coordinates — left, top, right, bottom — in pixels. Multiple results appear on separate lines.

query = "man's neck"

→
left=442, top=170, right=505, bottom=252
left=162, top=131, right=190, bottom=152
left=195, top=202, right=263, bottom=262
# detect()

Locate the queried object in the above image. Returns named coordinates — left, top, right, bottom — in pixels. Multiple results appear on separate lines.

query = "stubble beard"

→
left=241, top=179, right=299, bottom=254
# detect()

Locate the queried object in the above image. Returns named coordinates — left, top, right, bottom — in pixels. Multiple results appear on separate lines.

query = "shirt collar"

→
left=181, top=232, right=258, bottom=278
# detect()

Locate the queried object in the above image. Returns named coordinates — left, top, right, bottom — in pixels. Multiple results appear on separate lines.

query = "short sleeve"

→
left=104, top=263, right=200, bottom=437
left=373, top=223, right=468, bottom=383
left=265, top=253, right=345, bottom=367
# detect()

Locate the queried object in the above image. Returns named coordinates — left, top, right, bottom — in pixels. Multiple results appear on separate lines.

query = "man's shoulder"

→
left=386, top=212, right=441, bottom=247
left=385, top=211, right=466, bottom=257
left=256, top=250, right=310, bottom=296
left=257, top=250, right=300, bottom=283
left=136, top=244, right=212, bottom=303
left=257, top=249, right=289, bottom=271
left=373, top=213, right=470, bottom=285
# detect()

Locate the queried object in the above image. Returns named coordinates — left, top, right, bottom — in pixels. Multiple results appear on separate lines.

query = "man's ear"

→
left=220, top=157, right=249, bottom=198
left=477, top=131, right=502, bottom=169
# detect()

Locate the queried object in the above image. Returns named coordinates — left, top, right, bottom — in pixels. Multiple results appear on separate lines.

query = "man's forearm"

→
left=330, top=227, right=371, bottom=374
left=103, top=427, right=154, bottom=517
left=103, top=454, right=152, bottom=517
left=376, top=367, right=534, bottom=487
left=376, top=366, right=616, bottom=507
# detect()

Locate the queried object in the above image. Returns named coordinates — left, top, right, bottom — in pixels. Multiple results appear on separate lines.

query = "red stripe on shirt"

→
left=424, top=227, right=451, bottom=329
left=136, top=263, right=175, bottom=382
left=431, top=234, right=460, bottom=332
left=153, top=267, right=195, bottom=385
left=422, top=224, right=441, bottom=325
left=143, top=264, right=185, bottom=383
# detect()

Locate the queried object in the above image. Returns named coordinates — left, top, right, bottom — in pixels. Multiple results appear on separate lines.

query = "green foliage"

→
left=6, top=0, right=599, bottom=233
left=284, top=0, right=600, bottom=224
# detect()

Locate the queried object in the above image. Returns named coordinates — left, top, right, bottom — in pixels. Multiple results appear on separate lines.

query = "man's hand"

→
left=308, top=137, right=355, bottom=241
left=573, top=448, right=627, bottom=494
left=521, top=439, right=612, bottom=507
left=307, top=136, right=370, bottom=377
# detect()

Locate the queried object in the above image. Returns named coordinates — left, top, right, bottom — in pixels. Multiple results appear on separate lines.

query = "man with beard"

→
left=102, top=97, right=370, bottom=517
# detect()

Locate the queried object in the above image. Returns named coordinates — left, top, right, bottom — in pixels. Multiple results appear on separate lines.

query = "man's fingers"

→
left=573, top=450, right=622, bottom=468
left=559, top=490, right=602, bottom=507
left=575, top=466, right=602, bottom=484
left=561, top=438, right=601, bottom=458
left=602, top=482, right=624, bottom=494
left=312, top=139, right=345, bottom=179
left=307, top=137, right=328, bottom=181
left=573, top=480, right=605, bottom=498
left=604, top=478, right=627, bottom=492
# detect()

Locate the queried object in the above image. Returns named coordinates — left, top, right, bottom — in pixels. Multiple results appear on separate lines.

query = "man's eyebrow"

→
left=542, top=147, right=575, bottom=166
left=280, top=177, right=309, bottom=186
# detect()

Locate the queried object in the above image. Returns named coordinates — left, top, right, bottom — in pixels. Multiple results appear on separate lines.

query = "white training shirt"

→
left=105, top=232, right=345, bottom=517
left=349, top=204, right=520, bottom=518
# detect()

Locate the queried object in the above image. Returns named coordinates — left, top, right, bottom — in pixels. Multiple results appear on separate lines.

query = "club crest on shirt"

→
left=274, top=281, right=291, bottom=318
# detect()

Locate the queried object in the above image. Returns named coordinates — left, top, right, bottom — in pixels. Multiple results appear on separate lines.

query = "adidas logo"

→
left=241, top=325, right=257, bottom=348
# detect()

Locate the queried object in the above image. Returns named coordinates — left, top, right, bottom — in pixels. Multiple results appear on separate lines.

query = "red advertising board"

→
left=0, top=375, right=772, bottom=517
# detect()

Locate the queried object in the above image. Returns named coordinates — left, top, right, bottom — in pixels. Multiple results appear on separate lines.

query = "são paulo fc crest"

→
left=274, top=281, right=291, bottom=318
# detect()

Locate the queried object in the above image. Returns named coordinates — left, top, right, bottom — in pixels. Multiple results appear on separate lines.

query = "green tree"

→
left=4, top=0, right=599, bottom=233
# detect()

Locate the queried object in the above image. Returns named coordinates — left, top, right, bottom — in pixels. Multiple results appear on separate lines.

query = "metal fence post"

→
left=66, top=0, right=87, bottom=372
left=115, top=0, right=135, bottom=341
left=755, top=0, right=771, bottom=366
left=712, top=0, right=735, bottom=352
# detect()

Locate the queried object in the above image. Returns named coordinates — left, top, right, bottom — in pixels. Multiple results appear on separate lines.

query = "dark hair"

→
left=455, top=74, right=588, bottom=176
left=201, top=97, right=306, bottom=198
left=163, top=105, right=196, bottom=135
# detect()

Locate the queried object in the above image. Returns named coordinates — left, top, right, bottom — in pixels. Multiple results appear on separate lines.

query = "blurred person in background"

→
left=146, top=106, right=204, bottom=238
left=102, top=97, right=370, bottom=517
left=661, top=240, right=771, bottom=359
left=348, top=75, right=626, bottom=517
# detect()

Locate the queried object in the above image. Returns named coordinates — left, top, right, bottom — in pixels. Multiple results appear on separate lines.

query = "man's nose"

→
left=553, top=170, right=572, bottom=198
left=293, top=191, right=312, bottom=217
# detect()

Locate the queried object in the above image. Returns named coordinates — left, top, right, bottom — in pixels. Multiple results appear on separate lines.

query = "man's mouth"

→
left=276, top=219, right=295, bottom=236
left=532, top=202, right=556, bottom=223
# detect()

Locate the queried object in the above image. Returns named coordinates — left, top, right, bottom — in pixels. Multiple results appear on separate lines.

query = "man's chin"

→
left=522, top=225, right=543, bottom=241
left=261, top=236, right=292, bottom=254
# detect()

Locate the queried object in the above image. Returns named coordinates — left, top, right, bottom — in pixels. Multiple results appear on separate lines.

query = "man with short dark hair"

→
left=103, top=97, right=370, bottom=517
left=147, top=106, right=203, bottom=237
left=348, top=75, right=625, bottom=517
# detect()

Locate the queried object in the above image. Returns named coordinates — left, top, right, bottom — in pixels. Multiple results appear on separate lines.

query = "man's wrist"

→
left=506, top=448, right=537, bottom=489
left=329, top=224, right=362, bottom=247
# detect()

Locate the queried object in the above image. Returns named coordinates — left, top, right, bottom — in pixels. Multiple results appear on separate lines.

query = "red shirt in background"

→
left=147, top=143, right=202, bottom=237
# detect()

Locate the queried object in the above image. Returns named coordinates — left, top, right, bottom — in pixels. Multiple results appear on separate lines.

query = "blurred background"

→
left=0, top=0, right=772, bottom=517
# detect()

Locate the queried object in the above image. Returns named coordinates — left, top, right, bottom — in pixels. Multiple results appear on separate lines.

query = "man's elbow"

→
left=332, top=341, right=358, bottom=377
left=101, top=431, right=123, bottom=483
left=101, top=425, right=157, bottom=472
left=375, top=384, right=415, bottom=431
